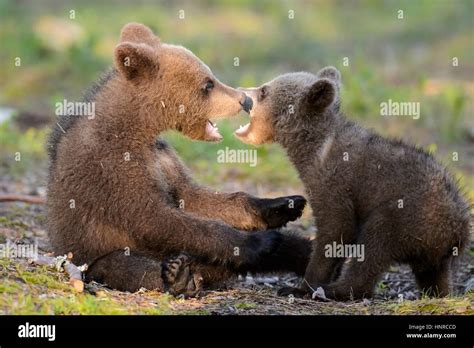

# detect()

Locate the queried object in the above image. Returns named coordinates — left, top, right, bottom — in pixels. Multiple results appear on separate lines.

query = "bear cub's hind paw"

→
left=163, top=254, right=203, bottom=298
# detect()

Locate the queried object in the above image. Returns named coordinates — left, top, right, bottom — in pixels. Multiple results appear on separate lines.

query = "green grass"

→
left=0, top=0, right=471, bottom=128
left=0, top=258, right=172, bottom=315
left=0, top=120, right=48, bottom=178
left=0, top=0, right=472, bottom=187
left=163, top=119, right=301, bottom=188
left=389, top=295, right=474, bottom=315
left=235, top=302, right=258, bottom=310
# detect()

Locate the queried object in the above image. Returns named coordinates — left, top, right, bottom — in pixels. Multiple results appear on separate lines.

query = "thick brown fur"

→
left=47, top=23, right=311, bottom=295
left=236, top=66, right=471, bottom=300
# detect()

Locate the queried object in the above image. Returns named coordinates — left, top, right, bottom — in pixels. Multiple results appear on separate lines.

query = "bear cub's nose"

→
left=240, top=95, right=253, bottom=113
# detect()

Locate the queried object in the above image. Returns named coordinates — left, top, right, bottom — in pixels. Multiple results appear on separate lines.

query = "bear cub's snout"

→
left=240, top=95, right=253, bottom=113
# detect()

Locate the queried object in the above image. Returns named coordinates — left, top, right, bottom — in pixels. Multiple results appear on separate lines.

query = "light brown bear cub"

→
left=236, top=67, right=470, bottom=300
left=47, top=23, right=310, bottom=297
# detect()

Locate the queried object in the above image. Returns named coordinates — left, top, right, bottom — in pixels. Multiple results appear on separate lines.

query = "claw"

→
left=163, top=254, right=203, bottom=298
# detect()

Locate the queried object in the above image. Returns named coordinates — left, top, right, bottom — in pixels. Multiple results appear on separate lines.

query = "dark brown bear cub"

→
left=235, top=67, right=470, bottom=300
left=47, top=23, right=311, bottom=297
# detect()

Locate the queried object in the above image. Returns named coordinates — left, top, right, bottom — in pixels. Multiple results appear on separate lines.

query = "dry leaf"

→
left=70, top=279, right=84, bottom=293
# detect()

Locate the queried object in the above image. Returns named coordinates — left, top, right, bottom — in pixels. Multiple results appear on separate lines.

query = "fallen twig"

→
left=0, top=194, right=46, bottom=204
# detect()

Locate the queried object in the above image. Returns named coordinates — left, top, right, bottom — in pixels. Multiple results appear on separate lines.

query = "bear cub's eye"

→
left=203, top=80, right=215, bottom=95
left=259, top=86, right=269, bottom=101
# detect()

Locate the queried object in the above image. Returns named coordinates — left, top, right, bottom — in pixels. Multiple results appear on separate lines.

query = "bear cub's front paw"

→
left=256, top=195, right=306, bottom=229
left=234, top=230, right=283, bottom=271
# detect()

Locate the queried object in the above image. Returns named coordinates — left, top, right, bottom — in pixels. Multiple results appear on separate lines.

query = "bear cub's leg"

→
left=411, top=258, right=451, bottom=297
left=303, top=200, right=358, bottom=287
left=86, top=250, right=203, bottom=297
left=156, top=142, right=307, bottom=231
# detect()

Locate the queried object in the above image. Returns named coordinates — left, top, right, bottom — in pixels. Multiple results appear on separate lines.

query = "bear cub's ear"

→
left=120, top=23, right=160, bottom=46
left=303, top=78, right=337, bottom=112
left=114, top=42, right=158, bottom=81
left=317, top=66, right=341, bottom=85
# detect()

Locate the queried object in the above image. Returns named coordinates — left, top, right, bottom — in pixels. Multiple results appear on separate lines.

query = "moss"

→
left=35, top=214, right=46, bottom=224
left=235, top=302, right=257, bottom=310
left=0, top=279, right=23, bottom=294
left=0, top=215, right=29, bottom=230
left=20, top=269, right=71, bottom=291
left=389, top=295, right=474, bottom=315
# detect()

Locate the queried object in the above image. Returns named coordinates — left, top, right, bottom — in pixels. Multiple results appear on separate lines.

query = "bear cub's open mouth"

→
left=234, top=121, right=251, bottom=137
left=207, top=103, right=252, bottom=141
left=205, top=120, right=222, bottom=141
left=234, top=112, right=253, bottom=138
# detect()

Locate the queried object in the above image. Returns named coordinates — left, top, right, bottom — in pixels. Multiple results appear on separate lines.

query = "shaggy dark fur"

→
left=236, top=66, right=471, bottom=300
left=47, top=69, right=117, bottom=163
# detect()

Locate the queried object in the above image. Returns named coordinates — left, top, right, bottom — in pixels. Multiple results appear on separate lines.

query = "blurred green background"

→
left=0, top=0, right=473, bottom=203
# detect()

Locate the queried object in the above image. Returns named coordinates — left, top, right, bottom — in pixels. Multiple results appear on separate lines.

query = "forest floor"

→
left=1, top=177, right=473, bottom=315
